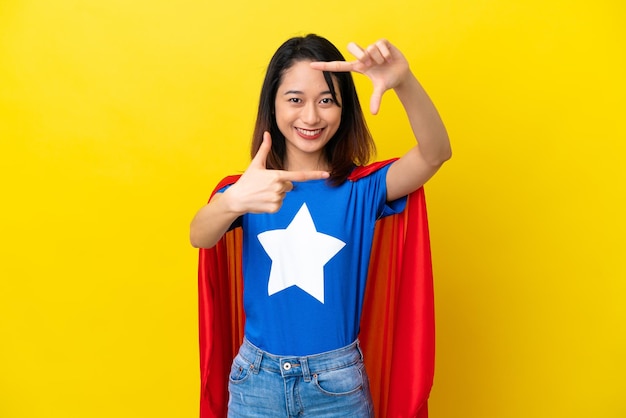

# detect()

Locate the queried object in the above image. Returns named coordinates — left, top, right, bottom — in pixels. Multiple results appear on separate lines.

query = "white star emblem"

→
left=257, top=203, right=346, bottom=303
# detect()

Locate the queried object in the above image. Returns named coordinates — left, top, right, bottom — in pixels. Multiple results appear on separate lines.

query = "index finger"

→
left=278, top=169, right=330, bottom=182
left=310, top=60, right=356, bottom=73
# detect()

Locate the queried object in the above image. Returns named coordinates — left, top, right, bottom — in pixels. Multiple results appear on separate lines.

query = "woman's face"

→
left=274, top=60, right=342, bottom=170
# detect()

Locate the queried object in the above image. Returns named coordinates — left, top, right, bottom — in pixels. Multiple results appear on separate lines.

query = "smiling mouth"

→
left=295, top=127, right=324, bottom=139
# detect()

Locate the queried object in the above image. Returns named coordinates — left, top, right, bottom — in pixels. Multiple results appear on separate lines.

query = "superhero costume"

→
left=197, top=160, right=435, bottom=417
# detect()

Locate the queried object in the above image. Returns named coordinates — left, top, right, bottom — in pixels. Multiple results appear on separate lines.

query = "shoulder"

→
left=210, top=175, right=241, bottom=197
left=348, top=159, right=398, bottom=181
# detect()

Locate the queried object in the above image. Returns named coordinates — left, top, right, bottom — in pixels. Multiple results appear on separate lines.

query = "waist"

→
left=238, top=337, right=364, bottom=378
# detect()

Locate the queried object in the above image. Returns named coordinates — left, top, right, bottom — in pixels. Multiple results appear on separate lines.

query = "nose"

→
left=301, top=102, right=321, bottom=125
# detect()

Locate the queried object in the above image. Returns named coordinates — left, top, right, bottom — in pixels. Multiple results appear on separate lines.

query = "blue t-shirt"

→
left=224, top=164, right=406, bottom=356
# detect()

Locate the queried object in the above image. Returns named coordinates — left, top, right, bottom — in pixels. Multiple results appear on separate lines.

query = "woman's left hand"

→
left=310, top=39, right=411, bottom=114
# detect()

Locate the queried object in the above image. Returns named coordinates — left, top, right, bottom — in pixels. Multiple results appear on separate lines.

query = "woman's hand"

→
left=310, top=39, right=411, bottom=114
left=190, top=131, right=330, bottom=248
left=224, top=131, right=330, bottom=214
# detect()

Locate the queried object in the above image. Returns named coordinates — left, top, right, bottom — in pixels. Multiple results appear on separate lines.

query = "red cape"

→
left=197, top=161, right=435, bottom=417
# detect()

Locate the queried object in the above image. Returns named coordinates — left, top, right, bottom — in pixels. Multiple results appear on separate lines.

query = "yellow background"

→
left=1, top=0, right=624, bottom=417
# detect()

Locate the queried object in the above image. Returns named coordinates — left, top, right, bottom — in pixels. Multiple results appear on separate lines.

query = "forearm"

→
left=189, top=192, right=242, bottom=249
left=394, top=72, right=451, bottom=165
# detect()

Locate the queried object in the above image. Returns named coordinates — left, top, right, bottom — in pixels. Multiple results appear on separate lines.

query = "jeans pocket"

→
left=229, top=354, right=253, bottom=384
left=312, top=362, right=364, bottom=396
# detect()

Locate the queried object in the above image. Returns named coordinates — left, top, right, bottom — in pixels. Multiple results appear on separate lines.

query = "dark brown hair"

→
left=251, top=34, right=375, bottom=184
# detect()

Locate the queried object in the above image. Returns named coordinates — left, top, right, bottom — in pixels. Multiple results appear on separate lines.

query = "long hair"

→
left=251, top=34, right=375, bottom=184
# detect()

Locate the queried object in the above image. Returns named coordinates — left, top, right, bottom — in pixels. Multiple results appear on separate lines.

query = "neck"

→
left=285, top=154, right=330, bottom=172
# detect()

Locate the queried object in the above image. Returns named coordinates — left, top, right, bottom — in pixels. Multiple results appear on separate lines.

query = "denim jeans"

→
left=227, top=338, right=374, bottom=417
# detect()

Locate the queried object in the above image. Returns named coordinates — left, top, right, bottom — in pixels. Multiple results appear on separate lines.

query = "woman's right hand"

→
left=222, top=131, right=330, bottom=215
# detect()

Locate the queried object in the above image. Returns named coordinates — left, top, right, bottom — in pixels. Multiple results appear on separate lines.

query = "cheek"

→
left=273, top=106, right=290, bottom=128
left=328, top=109, right=342, bottom=130
left=275, top=117, right=290, bottom=137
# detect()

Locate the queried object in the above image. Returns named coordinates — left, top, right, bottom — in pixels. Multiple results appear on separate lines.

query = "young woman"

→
left=191, top=34, right=450, bottom=417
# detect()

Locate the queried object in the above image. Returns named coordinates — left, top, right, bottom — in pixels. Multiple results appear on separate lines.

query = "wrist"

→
left=220, top=187, right=247, bottom=217
left=393, top=71, right=419, bottom=95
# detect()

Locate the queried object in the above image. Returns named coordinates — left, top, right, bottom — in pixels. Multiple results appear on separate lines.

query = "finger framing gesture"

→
left=310, top=39, right=411, bottom=114
left=228, top=131, right=330, bottom=214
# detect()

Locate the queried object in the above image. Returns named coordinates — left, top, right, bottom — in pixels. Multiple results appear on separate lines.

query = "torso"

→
left=236, top=164, right=406, bottom=356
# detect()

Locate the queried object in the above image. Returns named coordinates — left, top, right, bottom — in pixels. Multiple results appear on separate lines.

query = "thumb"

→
left=250, top=131, right=272, bottom=168
left=369, top=85, right=385, bottom=115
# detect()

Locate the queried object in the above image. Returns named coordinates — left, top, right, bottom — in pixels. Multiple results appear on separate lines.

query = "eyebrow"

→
left=283, top=90, right=333, bottom=95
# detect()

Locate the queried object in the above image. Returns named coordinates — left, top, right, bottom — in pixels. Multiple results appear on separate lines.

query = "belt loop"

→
left=300, top=357, right=311, bottom=382
left=252, top=347, right=263, bottom=375
left=355, top=339, right=364, bottom=361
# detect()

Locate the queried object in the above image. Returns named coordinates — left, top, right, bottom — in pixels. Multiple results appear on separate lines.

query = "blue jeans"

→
left=228, top=338, right=374, bottom=417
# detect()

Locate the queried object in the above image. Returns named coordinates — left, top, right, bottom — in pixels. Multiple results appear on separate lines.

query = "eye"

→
left=288, top=97, right=302, bottom=104
left=320, top=97, right=334, bottom=105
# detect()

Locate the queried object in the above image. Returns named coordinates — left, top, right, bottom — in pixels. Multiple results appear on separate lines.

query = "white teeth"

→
left=296, top=128, right=322, bottom=136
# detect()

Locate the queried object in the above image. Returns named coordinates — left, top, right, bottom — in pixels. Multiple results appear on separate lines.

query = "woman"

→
left=191, top=34, right=450, bottom=417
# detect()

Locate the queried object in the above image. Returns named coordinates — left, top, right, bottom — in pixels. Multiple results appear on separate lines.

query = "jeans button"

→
left=283, top=362, right=291, bottom=371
